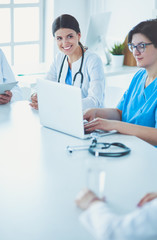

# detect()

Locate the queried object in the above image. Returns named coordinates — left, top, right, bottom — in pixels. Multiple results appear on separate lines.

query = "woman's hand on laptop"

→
left=83, top=108, right=98, bottom=122
left=84, top=118, right=115, bottom=133
left=30, top=93, right=38, bottom=110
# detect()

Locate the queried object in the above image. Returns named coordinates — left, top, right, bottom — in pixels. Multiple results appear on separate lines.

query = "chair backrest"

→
left=123, top=35, right=137, bottom=66
left=105, top=86, right=124, bottom=108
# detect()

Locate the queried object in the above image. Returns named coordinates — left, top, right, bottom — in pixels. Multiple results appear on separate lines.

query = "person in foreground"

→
left=84, top=19, right=157, bottom=146
left=0, top=49, right=22, bottom=104
left=30, top=14, right=105, bottom=111
left=76, top=189, right=157, bottom=240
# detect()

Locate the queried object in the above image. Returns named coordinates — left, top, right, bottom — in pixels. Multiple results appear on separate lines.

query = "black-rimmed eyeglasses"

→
left=128, top=43, right=153, bottom=53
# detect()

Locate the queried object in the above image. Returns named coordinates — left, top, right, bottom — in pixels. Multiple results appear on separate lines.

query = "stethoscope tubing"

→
left=67, top=139, right=131, bottom=157
left=58, top=43, right=84, bottom=88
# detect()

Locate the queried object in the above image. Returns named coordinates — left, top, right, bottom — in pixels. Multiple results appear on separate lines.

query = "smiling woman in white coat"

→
left=30, top=14, right=105, bottom=111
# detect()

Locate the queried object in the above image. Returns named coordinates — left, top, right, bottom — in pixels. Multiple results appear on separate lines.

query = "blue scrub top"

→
left=65, top=66, right=72, bottom=85
left=117, top=69, right=157, bottom=128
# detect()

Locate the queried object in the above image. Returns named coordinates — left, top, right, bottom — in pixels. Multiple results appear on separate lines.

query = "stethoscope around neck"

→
left=57, top=43, right=84, bottom=88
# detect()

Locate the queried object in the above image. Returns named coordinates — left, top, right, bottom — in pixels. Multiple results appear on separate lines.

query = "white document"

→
left=0, top=82, right=18, bottom=94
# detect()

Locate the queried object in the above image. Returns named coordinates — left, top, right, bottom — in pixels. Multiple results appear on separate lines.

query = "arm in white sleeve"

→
left=11, top=85, right=23, bottom=101
left=0, top=49, right=23, bottom=101
left=82, top=54, right=105, bottom=111
left=79, top=199, right=157, bottom=240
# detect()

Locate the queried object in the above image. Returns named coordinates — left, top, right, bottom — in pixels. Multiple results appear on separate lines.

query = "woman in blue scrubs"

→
left=84, top=19, right=157, bottom=146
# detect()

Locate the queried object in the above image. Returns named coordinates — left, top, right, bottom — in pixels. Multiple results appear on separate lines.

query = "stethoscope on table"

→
left=67, top=138, right=131, bottom=157
left=58, top=43, right=84, bottom=88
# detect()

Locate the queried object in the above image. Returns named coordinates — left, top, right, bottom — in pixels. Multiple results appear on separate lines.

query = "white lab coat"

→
left=79, top=199, right=157, bottom=240
left=46, top=50, right=105, bottom=110
left=0, top=49, right=23, bottom=101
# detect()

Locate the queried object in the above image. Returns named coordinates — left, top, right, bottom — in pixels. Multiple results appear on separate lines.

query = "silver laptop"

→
left=37, top=79, right=116, bottom=139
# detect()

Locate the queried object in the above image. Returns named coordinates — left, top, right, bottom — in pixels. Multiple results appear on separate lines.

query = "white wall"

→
left=44, top=0, right=54, bottom=64
left=104, top=0, right=155, bottom=45
left=45, top=0, right=156, bottom=62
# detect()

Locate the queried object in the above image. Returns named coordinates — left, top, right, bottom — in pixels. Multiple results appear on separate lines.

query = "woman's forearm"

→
left=115, top=121, right=157, bottom=146
left=95, top=108, right=122, bottom=121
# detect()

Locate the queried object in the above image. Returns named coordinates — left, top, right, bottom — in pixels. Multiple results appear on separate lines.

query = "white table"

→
left=0, top=101, right=157, bottom=240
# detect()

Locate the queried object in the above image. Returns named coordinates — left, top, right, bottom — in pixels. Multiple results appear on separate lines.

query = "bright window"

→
left=14, top=7, right=39, bottom=42
left=0, top=0, right=43, bottom=65
left=14, top=44, right=39, bottom=65
left=0, top=0, right=10, bottom=3
left=14, top=0, right=39, bottom=3
left=0, top=8, right=11, bottom=43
